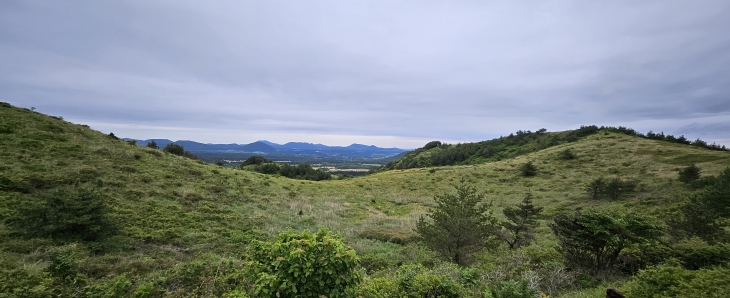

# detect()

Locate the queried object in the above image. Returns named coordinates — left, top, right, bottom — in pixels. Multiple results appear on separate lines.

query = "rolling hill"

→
left=2, top=101, right=730, bottom=297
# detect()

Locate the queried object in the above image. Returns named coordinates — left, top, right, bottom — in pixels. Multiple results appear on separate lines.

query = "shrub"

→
left=585, top=178, right=605, bottom=199
left=558, top=148, right=576, bottom=160
left=519, top=161, right=537, bottom=177
left=550, top=210, right=662, bottom=277
left=672, top=237, right=730, bottom=269
left=486, top=279, right=538, bottom=298
left=82, top=274, right=131, bottom=298
left=678, top=163, right=701, bottom=183
left=245, top=228, right=361, bottom=298
left=602, top=178, right=637, bottom=200
left=46, top=243, right=86, bottom=285
left=146, top=140, right=159, bottom=149
left=0, top=267, right=54, bottom=298
left=5, top=186, right=115, bottom=242
left=622, top=266, right=695, bottom=298
left=359, top=277, right=403, bottom=298
left=162, top=143, right=185, bottom=156
left=395, top=264, right=464, bottom=298
left=242, top=156, right=269, bottom=166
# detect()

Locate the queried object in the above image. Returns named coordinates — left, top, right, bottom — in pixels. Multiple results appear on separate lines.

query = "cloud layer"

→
left=2, top=1, right=729, bottom=148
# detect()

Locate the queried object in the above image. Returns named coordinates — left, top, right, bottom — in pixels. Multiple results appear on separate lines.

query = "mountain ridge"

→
left=127, top=138, right=406, bottom=153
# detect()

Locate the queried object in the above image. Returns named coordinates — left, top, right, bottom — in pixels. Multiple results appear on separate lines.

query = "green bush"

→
left=558, top=148, right=576, bottom=160
left=5, top=186, right=115, bottom=242
left=242, top=155, right=270, bottom=166
left=162, top=143, right=185, bottom=156
left=0, top=267, right=54, bottom=298
left=359, top=277, right=403, bottom=298
left=146, top=140, right=159, bottom=149
left=519, top=161, right=537, bottom=177
left=550, top=210, right=662, bottom=277
left=245, top=228, right=361, bottom=298
left=395, top=264, right=464, bottom=298
left=672, top=237, right=730, bottom=269
left=622, top=266, right=730, bottom=298
left=82, top=274, right=132, bottom=298
left=678, top=163, right=701, bottom=184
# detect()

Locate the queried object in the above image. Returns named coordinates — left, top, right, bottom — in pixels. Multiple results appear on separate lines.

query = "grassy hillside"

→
left=381, top=125, right=727, bottom=171
left=2, top=102, right=730, bottom=297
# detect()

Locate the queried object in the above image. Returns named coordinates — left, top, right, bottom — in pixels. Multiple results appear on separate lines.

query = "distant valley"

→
left=126, top=138, right=409, bottom=169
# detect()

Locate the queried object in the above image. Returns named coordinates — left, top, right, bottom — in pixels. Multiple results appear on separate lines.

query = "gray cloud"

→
left=2, top=0, right=730, bottom=148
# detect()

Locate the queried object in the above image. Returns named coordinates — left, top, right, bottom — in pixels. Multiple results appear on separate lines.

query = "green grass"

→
left=2, top=102, right=730, bottom=296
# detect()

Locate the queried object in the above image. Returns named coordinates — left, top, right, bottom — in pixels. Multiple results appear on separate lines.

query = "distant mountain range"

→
left=126, top=139, right=407, bottom=156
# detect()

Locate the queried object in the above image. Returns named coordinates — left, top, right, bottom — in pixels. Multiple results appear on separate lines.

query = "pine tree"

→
left=678, top=163, right=701, bottom=184
left=415, top=178, right=497, bottom=265
left=499, top=192, right=544, bottom=249
left=146, top=140, right=159, bottom=149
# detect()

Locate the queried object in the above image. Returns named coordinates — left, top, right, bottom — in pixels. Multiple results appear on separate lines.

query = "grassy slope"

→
left=2, top=102, right=730, bottom=294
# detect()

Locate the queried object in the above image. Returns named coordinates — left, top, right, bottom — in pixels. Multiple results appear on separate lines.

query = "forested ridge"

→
left=383, top=125, right=728, bottom=171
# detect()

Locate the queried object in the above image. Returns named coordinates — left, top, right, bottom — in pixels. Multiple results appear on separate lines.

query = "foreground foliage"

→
left=243, top=228, right=361, bottom=298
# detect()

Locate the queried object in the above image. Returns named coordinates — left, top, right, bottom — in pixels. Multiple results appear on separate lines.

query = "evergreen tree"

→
left=499, top=192, right=544, bottom=249
left=678, top=163, right=701, bottom=184
left=550, top=211, right=661, bottom=277
left=146, top=140, right=159, bottom=149
left=519, top=161, right=537, bottom=177
left=415, top=178, right=497, bottom=265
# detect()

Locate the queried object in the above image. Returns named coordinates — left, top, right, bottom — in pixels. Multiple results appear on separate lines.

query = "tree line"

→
left=240, top=155, right=332, bottom=181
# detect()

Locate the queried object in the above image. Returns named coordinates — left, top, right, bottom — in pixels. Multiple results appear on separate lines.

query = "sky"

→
left=1, top=1, right=729, bottom=149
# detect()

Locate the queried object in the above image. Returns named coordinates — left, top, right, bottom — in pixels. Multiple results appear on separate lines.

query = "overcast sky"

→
left=2, top=1, right=729, bottom=148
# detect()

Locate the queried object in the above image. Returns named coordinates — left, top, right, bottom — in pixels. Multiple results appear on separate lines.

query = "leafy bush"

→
left=519, top=161, right=537, bottom=177
left=395, top=264, right=464, bottom=298
left=672, top=237, right=730, bottom=269
left=359, top=277, right=402, bottom=298
left=245, top=228, right=361, bottom=298
left=623, top=266, right=730, bottom=298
